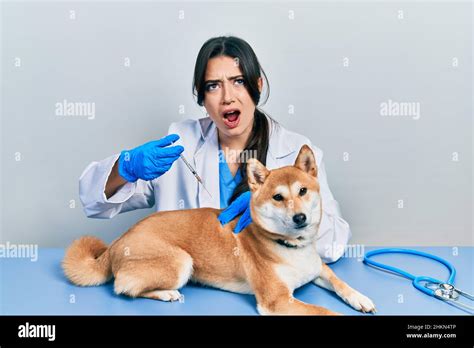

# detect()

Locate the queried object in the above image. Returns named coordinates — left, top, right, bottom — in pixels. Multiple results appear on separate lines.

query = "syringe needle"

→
left=200, top=181, right=213, bottom=198
left=194, top=174, right=213, bottom=198
left=179, top=154, right=213, bottom=198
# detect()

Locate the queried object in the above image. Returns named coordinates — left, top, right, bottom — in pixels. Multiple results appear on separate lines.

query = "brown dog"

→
left=63, top=145, right=376, bottom=315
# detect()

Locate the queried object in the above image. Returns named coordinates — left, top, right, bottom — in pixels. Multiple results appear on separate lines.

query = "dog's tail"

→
left=62, top=236, right=112, bottom=286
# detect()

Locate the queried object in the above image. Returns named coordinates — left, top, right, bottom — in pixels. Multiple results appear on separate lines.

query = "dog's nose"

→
left=292, top=213, right=307, bottom=226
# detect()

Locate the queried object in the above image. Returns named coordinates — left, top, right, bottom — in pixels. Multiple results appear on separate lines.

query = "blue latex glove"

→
left=118, top=134, right=184, bottom=182
left=218, top=191, right=253, bottom=233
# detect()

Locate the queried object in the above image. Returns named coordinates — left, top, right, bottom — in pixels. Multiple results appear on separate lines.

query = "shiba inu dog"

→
left=63, top=145, right=376, bottom=315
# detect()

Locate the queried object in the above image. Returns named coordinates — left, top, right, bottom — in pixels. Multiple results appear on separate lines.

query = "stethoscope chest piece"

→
left=431, top=283, right=459, bottom=300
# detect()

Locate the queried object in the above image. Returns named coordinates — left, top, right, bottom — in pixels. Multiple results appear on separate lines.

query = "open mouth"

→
left=222, top=109, right=241, bottom=129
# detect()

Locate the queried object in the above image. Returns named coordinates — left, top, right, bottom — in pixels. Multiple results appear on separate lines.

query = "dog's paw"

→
left=345, top=290, right=376, bottom=313
left=143, top=290, right=183, bottom=302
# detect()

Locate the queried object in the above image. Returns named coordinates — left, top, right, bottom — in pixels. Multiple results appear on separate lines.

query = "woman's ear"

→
left=258, top=77, right=263, bottom=94
left=294, top=144, right=318, bottom=178
left=247, top=158, right=270, bottom=192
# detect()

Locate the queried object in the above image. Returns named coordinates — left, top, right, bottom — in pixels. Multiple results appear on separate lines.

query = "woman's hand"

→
left=218, top=191, right=253, bottom=233
left=118, top=134, right=184, bottom=182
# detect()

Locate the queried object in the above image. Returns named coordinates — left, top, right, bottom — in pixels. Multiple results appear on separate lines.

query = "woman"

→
left=79, top=36, right=351, bottom=263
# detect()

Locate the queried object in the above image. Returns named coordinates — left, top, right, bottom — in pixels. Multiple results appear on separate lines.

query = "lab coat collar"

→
left=194, top=120, right=220, bottom=208
left=198, top=117, right=215, bottom=140
left=267, top=117, right=298, bottom=160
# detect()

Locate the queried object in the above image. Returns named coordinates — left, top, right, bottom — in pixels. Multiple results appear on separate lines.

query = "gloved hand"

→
left=218, top=191, right=253, bottom=233
left=118, top=134, right=184, bottom=182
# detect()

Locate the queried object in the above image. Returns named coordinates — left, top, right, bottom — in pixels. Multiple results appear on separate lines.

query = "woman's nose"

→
left=222, top=82, right=235, bottom=103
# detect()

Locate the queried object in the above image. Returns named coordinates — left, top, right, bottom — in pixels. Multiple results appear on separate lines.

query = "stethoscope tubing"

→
left=363, top=248, right=456, bottom=296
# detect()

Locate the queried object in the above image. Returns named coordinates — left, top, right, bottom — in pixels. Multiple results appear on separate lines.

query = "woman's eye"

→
left=273, top=194, right=284, bottom=201
left=299, top=188, right=307, bottom=196
left=235, top=78, right=245, bottom=85
left=205, top=83, right=218, bottom=91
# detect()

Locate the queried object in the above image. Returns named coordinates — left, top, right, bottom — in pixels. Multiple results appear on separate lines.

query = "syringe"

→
left=179, top=154, right=213, bottom=198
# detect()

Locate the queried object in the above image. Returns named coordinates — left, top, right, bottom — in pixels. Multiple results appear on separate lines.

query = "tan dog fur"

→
left=63, top=145, right=376, bottom=315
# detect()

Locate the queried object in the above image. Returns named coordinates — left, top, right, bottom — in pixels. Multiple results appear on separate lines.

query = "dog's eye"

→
left=299, top=187, right=307, bottom=196
left=273, top=194, right=284, bottom=201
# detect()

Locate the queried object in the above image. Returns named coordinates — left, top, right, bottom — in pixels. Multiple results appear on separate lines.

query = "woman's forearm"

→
left=105, top=159, right=128, bottom=199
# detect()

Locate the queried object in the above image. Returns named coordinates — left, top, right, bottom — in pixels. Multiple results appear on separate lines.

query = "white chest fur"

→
left=274, top=241, right=323, bottom=291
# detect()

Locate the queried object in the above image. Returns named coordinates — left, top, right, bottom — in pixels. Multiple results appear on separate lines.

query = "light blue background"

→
left=1, top=1, right=472, bottom=248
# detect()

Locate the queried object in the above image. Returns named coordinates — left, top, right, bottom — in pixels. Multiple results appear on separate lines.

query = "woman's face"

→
left=203, top=55, right=262, bottom=141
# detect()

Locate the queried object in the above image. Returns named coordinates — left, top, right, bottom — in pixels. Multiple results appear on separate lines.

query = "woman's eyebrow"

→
left=204, top=75, right=243, bottom=84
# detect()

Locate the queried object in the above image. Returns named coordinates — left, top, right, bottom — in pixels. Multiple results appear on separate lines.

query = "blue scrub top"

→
left=218, top=144, right=243, bottom=209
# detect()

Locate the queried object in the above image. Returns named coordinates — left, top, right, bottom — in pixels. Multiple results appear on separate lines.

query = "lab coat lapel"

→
left=267, top=120, right=297, bottom=169
left=194, top=121, right=220, bottom=208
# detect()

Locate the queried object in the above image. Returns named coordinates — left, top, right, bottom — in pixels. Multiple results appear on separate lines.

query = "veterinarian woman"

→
left=79, top=36, right=351, bottom=263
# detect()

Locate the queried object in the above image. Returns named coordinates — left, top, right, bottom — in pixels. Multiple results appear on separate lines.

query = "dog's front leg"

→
left=313, top=264, right=376, bottom=313
left=257, top=294, right=341, bottom=316
left=250, top=273, right=340, bottom=315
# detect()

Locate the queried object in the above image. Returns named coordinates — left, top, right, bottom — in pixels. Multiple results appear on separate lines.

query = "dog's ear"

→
left=247, top=158, right=270, bottom=192
left=294, top=144, right=318, bottom=178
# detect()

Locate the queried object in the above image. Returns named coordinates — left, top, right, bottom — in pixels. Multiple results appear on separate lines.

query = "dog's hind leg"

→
left=140, top=289, right=183, bottom=302
left=313, top=263, right=376, bottom=313
left=113, top=249, right=193, bottom=301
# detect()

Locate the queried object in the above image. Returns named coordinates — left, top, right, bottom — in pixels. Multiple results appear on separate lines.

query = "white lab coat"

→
left=79, top=116, right=352, bottom=263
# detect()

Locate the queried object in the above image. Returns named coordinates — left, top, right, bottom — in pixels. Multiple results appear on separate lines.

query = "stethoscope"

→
left=363, top=248, right=474, bottom=313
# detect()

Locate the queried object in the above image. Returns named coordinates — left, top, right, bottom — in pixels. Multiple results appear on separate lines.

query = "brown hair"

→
left=192, top=36, right=279, bottom=204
